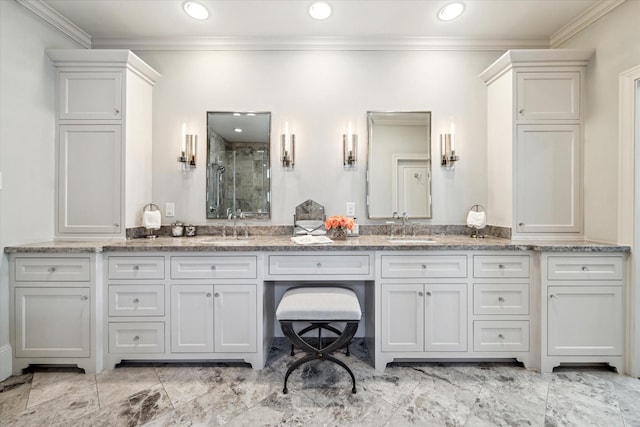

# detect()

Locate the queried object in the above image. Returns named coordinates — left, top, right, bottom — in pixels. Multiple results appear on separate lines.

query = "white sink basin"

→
left=200, top=238, right=252, bottom=245
left=387, top=238, right=436, bottom=244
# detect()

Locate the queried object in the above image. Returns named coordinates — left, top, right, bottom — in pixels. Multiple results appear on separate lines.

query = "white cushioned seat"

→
left=276, top=287, right=362, bottom=321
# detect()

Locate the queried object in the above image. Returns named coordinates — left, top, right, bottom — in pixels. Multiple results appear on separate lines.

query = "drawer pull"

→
left=80, top=295, right=88, bottom=301
left=581, top=266, right=589, bottom=271
left=519, top=222, right=525, bottom=226
left=133, top=298, right=140, bottom=304
left=498, top=297, right=505, bottom=302
left=214, top=293, right=220, bottom=298
left=206, top=292, right=212, bottom=298
left=133, top=265, right=140, bottom=271
left=498, top=334, right=504, bottom=339
left=421, top=264, right=427, bottom=269
left=498, top=264, right=505, bottom=269
left=426, top=291, right=432, bottom=296
left=317, top=263, right=322, bottom=268
left=210, top=265, right=216, bottom=270
left=133, top=335, right=140, bottom=342
left=48, top=266, right=57, bottom=273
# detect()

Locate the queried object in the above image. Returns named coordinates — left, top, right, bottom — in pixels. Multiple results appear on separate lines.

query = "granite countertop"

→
left=3, top=234, right=631, bottom=253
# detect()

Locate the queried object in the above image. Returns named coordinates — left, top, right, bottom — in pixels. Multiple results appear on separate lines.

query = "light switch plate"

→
left=166, top=202, right=175, bottom=217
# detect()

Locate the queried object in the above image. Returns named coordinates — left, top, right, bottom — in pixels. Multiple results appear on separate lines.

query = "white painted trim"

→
left=0, top=344, right=12, bottom=381
left=90, top=36, right=548, bottom=52
left=17, top=0, right=91, bottom=49
left=618, top=64, right=640, bottom=376
left=549, top=0, right=626, bottom=48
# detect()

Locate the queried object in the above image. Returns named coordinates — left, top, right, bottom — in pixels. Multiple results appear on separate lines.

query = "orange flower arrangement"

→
left=324, top=215, right=355, bottom=231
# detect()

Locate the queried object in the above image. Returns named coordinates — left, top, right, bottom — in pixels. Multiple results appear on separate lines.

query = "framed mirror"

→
left=206, top=112, right=271, bottom=219
left=367, top=111, right=432, bottom=219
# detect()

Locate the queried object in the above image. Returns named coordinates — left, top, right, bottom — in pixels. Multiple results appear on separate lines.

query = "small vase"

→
left=331, top=227, right=347, bottom=240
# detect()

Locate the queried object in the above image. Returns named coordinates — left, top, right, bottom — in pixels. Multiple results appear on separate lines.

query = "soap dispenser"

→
left=350, top=217, right=359, bottom=237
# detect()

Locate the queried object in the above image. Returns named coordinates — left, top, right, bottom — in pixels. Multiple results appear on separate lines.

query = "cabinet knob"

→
left=80, top=295, right=88, bottom=301
left=214, top=293, right=220, bottom=298
left=498, top=264, right=505, bottom=269
left=133, top=298, right=140, bottom=304
left=206, top=292, right=212, bottom=298
left=48, top=266, right=57, bottom=272
left=114, top=223, right=120, bottom=228
left=581, top=266, right=589, bottom=271
left=519, top=109, right=525, bottom=115
left=426, top=291, right=432, bottom=296
left=115, top=109, right=120, bottom=114
left=418, top=291, right=424, bottom=297
left=498, top=334, right=504, bottom=339
left=133, top=335, right=140, bottom=342
left=210, top=265, right=216, bottom=270
left=498, top=297, right=505, bottom=302
left=421, top=264, right=427, bottom=269
left=133, top=265, right=140, bottom=271
left=550, top=294, right=556, bottom=299
left=317, top=263, right=322, bottom=268
left=518, top=222, right=525, bottom=226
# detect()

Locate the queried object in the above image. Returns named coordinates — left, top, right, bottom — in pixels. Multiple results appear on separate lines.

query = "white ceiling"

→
left=22, top=0, right=624, bottom=50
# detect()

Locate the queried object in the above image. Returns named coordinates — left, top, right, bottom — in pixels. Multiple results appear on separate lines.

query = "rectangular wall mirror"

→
left=367, top=111, right=432, bottom=219
left=206, top=112, right=271, bottom=219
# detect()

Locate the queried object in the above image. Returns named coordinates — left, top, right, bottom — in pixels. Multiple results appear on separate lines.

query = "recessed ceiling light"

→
left=183, top=1, right=209, bottom=20
left=438, top=2, right=464, bottom=21
left=234, top=128, right=243, bottom=133
left=309, top=2, right=331, bottom=20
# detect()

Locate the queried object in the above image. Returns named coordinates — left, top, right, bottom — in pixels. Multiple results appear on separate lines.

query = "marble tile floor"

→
left=2, top=339, right=640, bottom=426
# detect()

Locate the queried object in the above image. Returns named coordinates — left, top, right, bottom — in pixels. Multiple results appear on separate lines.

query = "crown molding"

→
left=17, top=0, right=91, bottom=48
left=91, top=36, right=548, bottom=52
left=550, top=0, right=626, bottom=48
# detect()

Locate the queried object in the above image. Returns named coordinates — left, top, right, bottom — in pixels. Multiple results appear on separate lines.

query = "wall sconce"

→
left=440, top=121, right=459, bottom=168
left=343, top=121, right=357, bottom=168
left=178, top=134, right=197, bottom=171
left=281, top=121, right=295, bottom=168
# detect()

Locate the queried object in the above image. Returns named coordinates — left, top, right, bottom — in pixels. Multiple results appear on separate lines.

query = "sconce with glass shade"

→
left=178, top=133, right=197, bottom=171
left=281, top=121, right=295, bottom=168
left=440, top=120, right=459, bottom=168
left=343, top=121, right=357, bottom=168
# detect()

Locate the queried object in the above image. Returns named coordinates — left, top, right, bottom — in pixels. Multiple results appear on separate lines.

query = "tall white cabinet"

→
left=47, top=50, right=160, bottom=239
left=480, top=49, right=593, bottom=239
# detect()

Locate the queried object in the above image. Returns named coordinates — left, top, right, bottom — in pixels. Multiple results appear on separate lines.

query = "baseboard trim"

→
left=0, top=344, right=12, bottom=381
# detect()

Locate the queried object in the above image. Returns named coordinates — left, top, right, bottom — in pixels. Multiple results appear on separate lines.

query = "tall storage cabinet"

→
left=47, top=50, right=160, bottom=239
left=480, top=49, right=593, bottom=239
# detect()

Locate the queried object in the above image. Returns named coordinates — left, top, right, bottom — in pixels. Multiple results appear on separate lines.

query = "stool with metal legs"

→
left=276, top=286, right=362, bottom=394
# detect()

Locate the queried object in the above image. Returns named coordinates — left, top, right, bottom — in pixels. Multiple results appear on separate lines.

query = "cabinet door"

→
left=547, top=285, right=623, bottom=356
left=170, top=285, right=214, bottom=353
left=58, top=124, right=122, bottom=235
left=58, top=71, right=122, bottom=120
left=515, top=125, right=581, bottom=233
left=381, top=284, right=424, bottom=352
left=214, top=284, right=257, bottom=353
left=15, top=287, right=90, bottom=357
left=424, top=284, right=467, bottom=352
left=516, top=72, right=580, bottom=121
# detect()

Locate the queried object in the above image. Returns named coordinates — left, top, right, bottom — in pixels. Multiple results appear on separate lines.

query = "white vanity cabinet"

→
left=481, top=49, right=593, bottom=238
left=9, top=254, right=101, bottom=374
left=47, top=49, right=160, bottom=239
left=541, top=253, right=625, bottom=373
left=104, top=253, right=264, bottom=370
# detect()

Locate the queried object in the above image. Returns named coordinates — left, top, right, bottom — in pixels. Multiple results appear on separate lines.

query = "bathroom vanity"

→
left=6, top=235, right=629, bottom=375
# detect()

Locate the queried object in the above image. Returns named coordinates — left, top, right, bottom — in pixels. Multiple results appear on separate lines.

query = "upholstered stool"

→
left=276, top=286, right=362, bottom=394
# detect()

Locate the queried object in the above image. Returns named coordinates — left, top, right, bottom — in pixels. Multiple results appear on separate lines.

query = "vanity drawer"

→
left=108, top=285, right=165, bottom=317
left=14, top=257, right=91, bottom=282
left=473, top=283, right=529, bottom=315
left=108, top=322, right=165, bottom=354
left=171, top=256, right=257, bottom=279
left=473, top=255, right=530, bottom=278
left=108, top=256, right=165, bottom=280
left=473, top=321, right=529, bottom=352
left=381, top=255, right=467, bottom=278
left=547, top=256, right=623, bottom=281
left=268, top=255, right=370, bottom=276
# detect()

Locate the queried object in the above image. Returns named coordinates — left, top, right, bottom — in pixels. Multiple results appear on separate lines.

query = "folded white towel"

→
left=290, top=235, right=333, bottom=245
left=466, top=210, right=487, bottom=229
left=143, top=210, right=162, bottom=230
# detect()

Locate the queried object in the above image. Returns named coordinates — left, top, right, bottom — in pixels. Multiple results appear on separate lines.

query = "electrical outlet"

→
left=166, top=202, right=175, bottom=217
left=346, top=202, right=356, bottom=217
